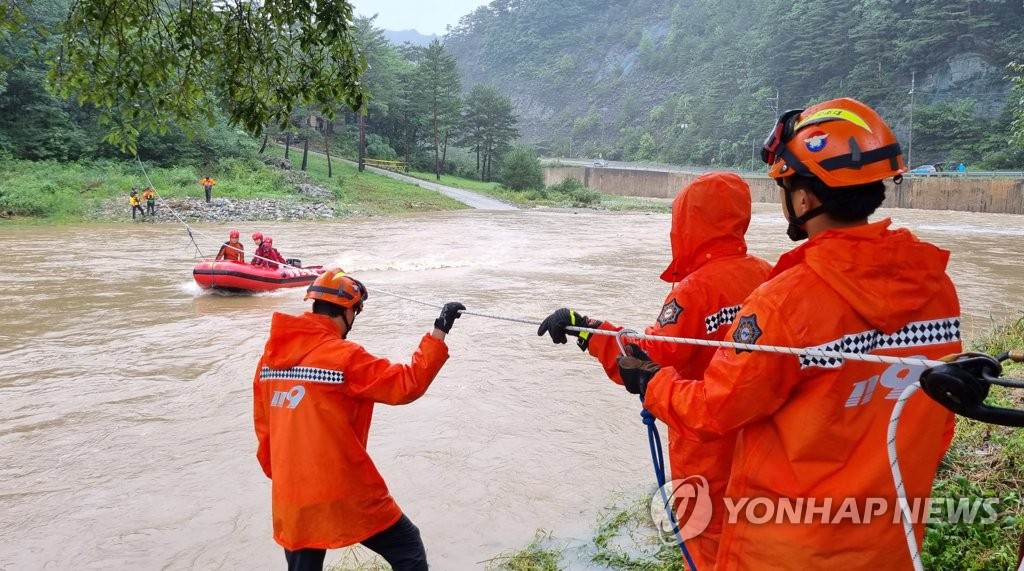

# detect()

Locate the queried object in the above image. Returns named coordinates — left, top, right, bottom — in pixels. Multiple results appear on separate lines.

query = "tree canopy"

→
left=37, top=0, right=367, bottom=152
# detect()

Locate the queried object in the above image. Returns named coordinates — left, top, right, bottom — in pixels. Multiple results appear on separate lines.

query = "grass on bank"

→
left=495, top=317, right=1024, bottom=571
left=0, top=148, right=469, bottom=223
left=404, top=170, right=668, bottom=212
left=261, top=145, right=466, bottom=215
left=0, top=157, right=296, bottom=223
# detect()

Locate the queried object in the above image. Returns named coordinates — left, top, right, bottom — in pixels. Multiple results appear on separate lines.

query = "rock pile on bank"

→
left=95, top=195, right=337, bottom=223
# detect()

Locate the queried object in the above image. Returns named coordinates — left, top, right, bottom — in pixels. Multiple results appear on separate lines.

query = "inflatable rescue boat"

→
left=192, top=259, right=324, bottom=293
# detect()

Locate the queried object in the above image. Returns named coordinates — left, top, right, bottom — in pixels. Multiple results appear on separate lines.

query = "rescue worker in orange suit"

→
left=252, top=235, right=287, bottom=269
left=141, top=186, right=156, bottom=216
left=615, top=98, right=961, bottom=570
left=201, top=176, right=216, bottom=203
left=253, top=269, right=466, bottom=571
left=215, top=229, right=244, bottom=262
left=537, top=171, right=772, bottom=570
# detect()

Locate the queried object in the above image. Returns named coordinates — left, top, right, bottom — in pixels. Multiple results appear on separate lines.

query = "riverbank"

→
left=0, top=155, right=467, bottom=225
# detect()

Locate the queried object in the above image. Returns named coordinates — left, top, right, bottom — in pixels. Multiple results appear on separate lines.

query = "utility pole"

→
left=907, top=71, right=915, bottom=169
left=766, top=88, right=779, bottom=118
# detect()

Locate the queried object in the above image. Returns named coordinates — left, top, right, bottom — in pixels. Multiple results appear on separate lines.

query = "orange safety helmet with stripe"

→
left=304, top=270, right=369, bottom=313
left=761, top=97, right=906, bottom=187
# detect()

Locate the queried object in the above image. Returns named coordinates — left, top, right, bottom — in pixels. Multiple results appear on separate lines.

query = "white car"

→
left=593, top=159, right=608, bottom=167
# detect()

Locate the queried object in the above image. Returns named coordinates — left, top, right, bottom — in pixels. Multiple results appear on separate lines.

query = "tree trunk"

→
left=301, top=138, right=309, bottom=171
left=324, top=129, right=332, bottom=178
left=475, top=144, right=480, bottom=178
left=440, top=131, right=450, bottom=177
left=358, top=108, right=365, bottom=172
left=284, top=132, right=291, bottom=159
left=259, top=130, right=269, bottom=154
left=433, top=114, right=440, bottom=181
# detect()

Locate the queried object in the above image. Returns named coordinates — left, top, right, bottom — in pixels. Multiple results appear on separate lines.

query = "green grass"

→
left=262, top=145, right=467, bottom=215
left=0, top=156, right=296, bottom=223
left=406, top=168, right=667, bottom=212
left=484, top=531, right=565, bottom=571
left=922, top=315, right=1024, bottom=570
left=407, top=170, right=504, bottom=192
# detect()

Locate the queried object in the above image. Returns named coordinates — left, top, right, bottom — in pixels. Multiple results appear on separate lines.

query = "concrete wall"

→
left=544, top=166, right=1024, bottom=214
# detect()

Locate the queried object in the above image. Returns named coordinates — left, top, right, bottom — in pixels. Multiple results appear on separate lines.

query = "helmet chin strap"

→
left=783, top=186, right=827, bottom=241
left=340, top=311, right=354, bottom=339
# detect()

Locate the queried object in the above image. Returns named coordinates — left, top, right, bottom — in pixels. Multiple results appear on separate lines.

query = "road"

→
left=363, top=164, right=518, bottom=210
left=278, top=144, right=517, bottom=210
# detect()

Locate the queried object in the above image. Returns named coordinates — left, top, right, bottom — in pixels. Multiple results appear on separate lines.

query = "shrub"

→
left=499, top=146, right=545, bottom=191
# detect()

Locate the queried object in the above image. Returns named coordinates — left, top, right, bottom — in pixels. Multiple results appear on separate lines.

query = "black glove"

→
left=434, top=302, right=466, bottom=333
left=537, top=308, right=603, bottom=351
left=623, top=343, right=650, bottom=360
left=617, top=355, right=661, bottom=398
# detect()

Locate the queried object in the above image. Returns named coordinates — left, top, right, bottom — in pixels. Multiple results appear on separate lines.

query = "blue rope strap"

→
left=642, top=406, right=699, bottom=571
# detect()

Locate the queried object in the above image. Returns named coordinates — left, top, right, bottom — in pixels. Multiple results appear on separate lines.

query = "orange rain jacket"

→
left=644, top=219, right=961, bottom=570
left=585, top=172, right=772, bottom=570
left=215, top=240, right=244, bottom=262
left=253, top=311, right=449, bottom=550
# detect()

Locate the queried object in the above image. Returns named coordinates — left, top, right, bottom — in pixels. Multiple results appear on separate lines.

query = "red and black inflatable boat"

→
left=192, top=259, right=324, bottom=293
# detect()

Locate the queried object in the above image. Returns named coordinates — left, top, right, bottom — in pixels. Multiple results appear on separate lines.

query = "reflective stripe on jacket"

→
left=644, top=219, right=960, bottom=570
left=253, top=312, right=449, bottom=550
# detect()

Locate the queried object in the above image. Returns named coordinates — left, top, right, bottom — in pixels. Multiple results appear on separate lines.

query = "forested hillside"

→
left=447, top=0, right=1024, bottom=169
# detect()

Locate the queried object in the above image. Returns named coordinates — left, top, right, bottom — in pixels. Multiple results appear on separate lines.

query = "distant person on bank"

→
left=142, top=187, right=155, bottom=215
left=201, top=176, right=216, bottom=203
left=253, top=269, right=465, bottom=571
left=215, top=229, right=245, bottom=262
left=129, top=188, right=145, bottom=220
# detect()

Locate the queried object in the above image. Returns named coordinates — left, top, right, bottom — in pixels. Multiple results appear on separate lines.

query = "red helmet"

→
left=263, top=236, right=273, bottom=246
left=305, top=270, right=368, bottom=311
left=762, top=97, right=905, bottom=187
left=229, top=229, right=240, bottom=239
left=251, top=231, right=263, bottom=241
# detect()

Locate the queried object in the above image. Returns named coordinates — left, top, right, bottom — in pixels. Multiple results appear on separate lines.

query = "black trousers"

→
left=284, top=514, right=428, bottom=571
left=204, top=186, right=212, bottom=202
left=131, top=205, right=145, bottom=219
left=146, top=201, right=155, bottom=215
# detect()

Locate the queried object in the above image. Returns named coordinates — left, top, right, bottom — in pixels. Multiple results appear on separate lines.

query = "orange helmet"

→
left=761, top=97, right=905, bottom=187
left=229, top=229, right=239, bottom=239
left=251, top=231, right=263, bottom=241
left=305, top=270, right=368, bottom=311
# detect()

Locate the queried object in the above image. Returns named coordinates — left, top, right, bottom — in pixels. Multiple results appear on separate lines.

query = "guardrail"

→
left=543, top=158, right=1023, bottom=179
left=364, top=158, right=409, bottom=172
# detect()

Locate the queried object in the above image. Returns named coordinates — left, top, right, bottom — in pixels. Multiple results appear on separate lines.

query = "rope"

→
left=133, top=155, right=289, bottom=267
left=364, top=286, right=963, bottom=570
left=643, top=406, right=700, bottom=570
left=887, top=382, right=925, bottom=571
left=365, top=286, right=947, bottom=368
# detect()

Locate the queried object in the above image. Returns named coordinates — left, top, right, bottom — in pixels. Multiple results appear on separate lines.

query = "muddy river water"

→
left=1, top=205, right=1022, bottom=569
